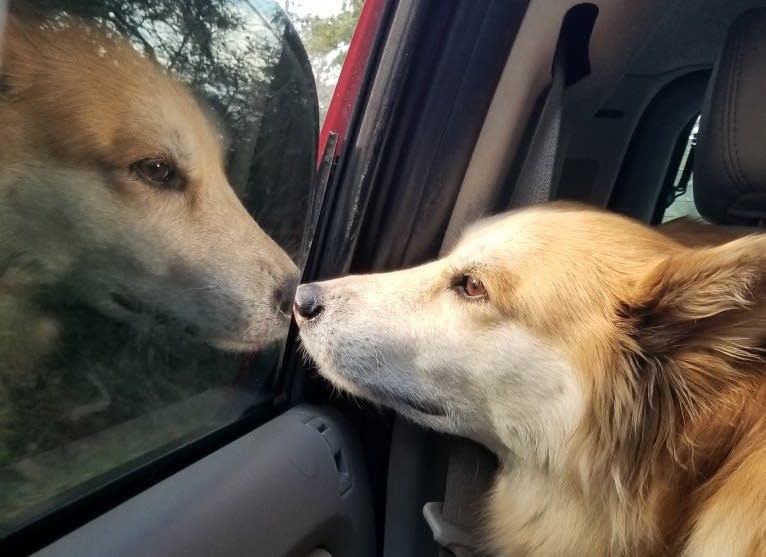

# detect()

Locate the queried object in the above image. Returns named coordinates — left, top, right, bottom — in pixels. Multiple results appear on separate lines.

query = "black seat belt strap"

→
left=509, top=38, right=566, bottom=207
left=424, top=440, right=497, bottom=557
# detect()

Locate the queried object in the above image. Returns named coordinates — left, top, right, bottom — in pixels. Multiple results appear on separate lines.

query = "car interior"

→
left=2, top=0, right=766, bottom=556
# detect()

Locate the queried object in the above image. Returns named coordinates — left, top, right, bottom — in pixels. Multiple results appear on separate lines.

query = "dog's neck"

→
left=567, top=355, right=766, bottom=554
left=485, top=352, right=766, bottom=557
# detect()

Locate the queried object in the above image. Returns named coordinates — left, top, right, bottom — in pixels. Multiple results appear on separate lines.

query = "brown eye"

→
left=130, top=158, right=185, bottom=190
left=460, top=275, right=487, bottom=298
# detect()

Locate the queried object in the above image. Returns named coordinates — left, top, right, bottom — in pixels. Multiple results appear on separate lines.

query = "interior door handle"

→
left=305, top=417, right=352, bottom=494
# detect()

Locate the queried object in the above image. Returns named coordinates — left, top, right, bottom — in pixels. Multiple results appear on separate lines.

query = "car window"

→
left=662, top=115, right=702, bottom=222
left=0, top=0, right=319, bottom=537
left=279, top=0, right=364, bottom=123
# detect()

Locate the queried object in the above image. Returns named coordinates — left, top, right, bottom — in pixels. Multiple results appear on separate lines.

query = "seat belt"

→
left=423, top=440, right=497, bottom=557
left=509, top=36, right=566, bottom=207
left=423, top=34, right=567, bottom=557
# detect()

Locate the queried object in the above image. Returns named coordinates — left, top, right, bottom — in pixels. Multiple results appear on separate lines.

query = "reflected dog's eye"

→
left=458, top=275, right=487, bottom=299
left=130, top=158, right=185, bottom=190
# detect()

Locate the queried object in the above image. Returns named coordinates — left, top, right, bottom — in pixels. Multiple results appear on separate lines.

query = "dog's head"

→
left=296, top=202, right=766, bottom=465
left=0, top=11, right=298, bottom=351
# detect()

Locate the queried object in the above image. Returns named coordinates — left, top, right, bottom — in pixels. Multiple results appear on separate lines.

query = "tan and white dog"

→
left=296, top=202, right=766, bottom=557
left=0, top=8, right=298, bottom=366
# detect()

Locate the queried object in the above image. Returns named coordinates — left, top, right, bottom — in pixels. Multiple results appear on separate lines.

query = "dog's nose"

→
left=275, top=278, right=298, bottom=317
left=293, top=283, right=324, bottom=322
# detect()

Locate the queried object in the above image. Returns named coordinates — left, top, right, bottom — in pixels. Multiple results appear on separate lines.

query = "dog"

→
left=296, top=202, right=766, bottom=556
left=0, top=8, right=298, bottom=357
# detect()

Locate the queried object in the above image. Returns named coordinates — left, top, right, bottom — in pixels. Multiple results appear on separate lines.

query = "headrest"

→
left=693, top=10, right=766, bottom=225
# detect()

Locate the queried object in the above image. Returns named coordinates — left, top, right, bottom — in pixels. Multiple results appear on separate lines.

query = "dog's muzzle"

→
left=293, top=283, right=324, bottom=324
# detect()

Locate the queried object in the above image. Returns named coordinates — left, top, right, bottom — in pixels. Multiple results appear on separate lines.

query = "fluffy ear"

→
left=626, top=235, right=766, bottom=352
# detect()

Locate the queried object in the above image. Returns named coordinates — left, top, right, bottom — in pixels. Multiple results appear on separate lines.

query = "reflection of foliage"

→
left=297, top=0, right=363, bottom=65
left=286, top=0, right=363, bottom=116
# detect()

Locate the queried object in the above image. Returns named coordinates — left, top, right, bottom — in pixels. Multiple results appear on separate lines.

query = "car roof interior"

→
left=445, top=0, right=766, bottom=248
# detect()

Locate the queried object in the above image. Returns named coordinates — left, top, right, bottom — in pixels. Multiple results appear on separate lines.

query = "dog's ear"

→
left=625, top=235, right=766, bottom=354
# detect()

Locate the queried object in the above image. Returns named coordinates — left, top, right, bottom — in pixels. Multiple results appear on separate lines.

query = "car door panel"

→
left=32, top=406, right=375, bottom=557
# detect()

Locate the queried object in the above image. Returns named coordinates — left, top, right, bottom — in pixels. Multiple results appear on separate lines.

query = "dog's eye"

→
left=130, top=158, right=185, bottom=190
left=460, top=275, right=487, bottom=298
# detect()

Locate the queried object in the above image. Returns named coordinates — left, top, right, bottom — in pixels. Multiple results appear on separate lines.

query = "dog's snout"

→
left=275, top=278, right=298, bottom=317
left=293, top=283, right=324, bottom=322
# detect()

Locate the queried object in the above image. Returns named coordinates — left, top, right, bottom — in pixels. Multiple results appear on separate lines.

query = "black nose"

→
left=293, top=283, right=324, bottom=321
left=275, top=278, right=298, bottom=316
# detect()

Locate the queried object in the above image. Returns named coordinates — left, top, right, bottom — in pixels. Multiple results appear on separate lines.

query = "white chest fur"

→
left=487, top=465, right=612, bottom=557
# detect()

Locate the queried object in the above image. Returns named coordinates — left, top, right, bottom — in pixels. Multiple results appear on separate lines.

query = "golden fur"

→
left=296, top=202, right=766, bottom=556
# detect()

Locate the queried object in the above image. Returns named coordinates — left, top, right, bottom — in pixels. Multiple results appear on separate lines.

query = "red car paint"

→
left=318, top=0, right=387, bottom=164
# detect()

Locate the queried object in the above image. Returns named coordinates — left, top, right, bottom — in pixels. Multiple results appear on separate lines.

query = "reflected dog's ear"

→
left=624, top=234, right=766, bottom=360
left=0, top=11, right=38, bottom=98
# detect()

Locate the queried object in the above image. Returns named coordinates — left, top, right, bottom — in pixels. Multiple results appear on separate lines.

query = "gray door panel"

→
left=33, top=405, right=375, bottom=557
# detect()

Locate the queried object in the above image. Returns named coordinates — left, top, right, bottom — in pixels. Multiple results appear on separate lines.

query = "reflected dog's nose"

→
left=293, top=283, right=324, bottom=323
left=275, top=277, right=298, bottom=317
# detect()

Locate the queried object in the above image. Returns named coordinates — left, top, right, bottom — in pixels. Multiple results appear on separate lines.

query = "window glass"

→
left=662, top=116, right=702, bottom=222
left=278, top=0, right=364, bottom=122
left=0, top=0, right=317, bottom=535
